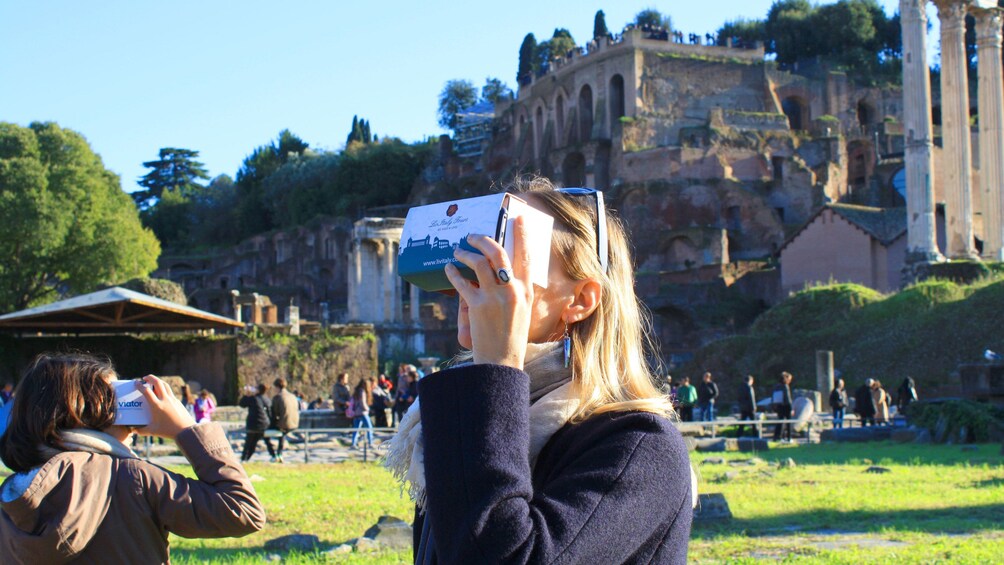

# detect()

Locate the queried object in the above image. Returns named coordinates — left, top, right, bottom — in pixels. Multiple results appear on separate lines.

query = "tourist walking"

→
left=0, top=353, right=264, bottom=563
left=270, top=377, right=300, bottom=463
left=772, top=372, right=793, bottom=442
left=873, top=380, right=890, bottom=425
left=676, top=376, right=697, bottom=422
left=854, top=378, right=877, bottom=426
left=697, top=372, right=719, bottom=421
left=180, top=385, right=196, bottom=418
left=371, top=377, right=393, bottom=428
left=332, top=373, right=352, bottom=427
left=193, top=388, right=216, bottom=423
left=896, top=377, right=918, bottom=414
left=239, top=384, right=275, bottom=462
left=350, top=379, right=374, bottom=449
left=737, top=375, right=757, bottom=438
left=387, top=180, right=693, bottom=563
left=829, top=379, right=848, bottom=429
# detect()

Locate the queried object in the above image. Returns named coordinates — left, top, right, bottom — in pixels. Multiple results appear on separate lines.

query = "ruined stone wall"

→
left=156, top=217, right=354, bottom=323
left=236, top=325, right=378, bottom=402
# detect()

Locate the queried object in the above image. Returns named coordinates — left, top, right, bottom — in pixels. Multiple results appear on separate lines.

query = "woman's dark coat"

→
left=413, top=364, right=693, bottom=564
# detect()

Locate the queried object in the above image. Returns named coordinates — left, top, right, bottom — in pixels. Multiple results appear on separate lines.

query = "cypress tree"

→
left=593, top=10, right=609, bottom=40
left=517, top=33, right=537, bottom=82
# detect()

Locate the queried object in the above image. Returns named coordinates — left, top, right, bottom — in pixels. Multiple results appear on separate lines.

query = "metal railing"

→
left=220, top=425, right=399, bottom=463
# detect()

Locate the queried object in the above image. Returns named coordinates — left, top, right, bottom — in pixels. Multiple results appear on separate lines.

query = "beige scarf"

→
left=38, top=429, right=139, bottom=461
left=384, top=342, right=577, bottom=509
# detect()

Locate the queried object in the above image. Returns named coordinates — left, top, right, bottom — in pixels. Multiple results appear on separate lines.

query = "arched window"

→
left=579, top=85, right=593, bottom=142
left=562, top=152, right=586, bottom=187
left=609, top=74, right=625, bottom=123
left=556, top=94, right=565, bottom=147
left=536, top=106, right=545, bottom=155
left=782, top=97, right=806, bottom=131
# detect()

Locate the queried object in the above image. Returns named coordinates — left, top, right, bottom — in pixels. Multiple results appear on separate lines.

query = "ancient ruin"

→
left=156, top=6, right=1004, bottom=361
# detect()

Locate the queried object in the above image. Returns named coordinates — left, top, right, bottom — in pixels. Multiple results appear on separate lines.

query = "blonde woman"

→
left=387, top=179, right=693, bottom=563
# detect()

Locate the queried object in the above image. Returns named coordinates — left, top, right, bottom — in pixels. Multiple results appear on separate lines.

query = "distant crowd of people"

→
left=235, top=363, right=426, bottom=461
left=663, top=370, right=921, bottom=439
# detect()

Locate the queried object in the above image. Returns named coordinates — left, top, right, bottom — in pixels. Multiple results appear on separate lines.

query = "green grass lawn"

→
left=3, top=442, right=1002, bottom=563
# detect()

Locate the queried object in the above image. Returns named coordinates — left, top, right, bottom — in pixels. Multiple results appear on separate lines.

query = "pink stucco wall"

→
left=781, top=209, right=902, bottom=294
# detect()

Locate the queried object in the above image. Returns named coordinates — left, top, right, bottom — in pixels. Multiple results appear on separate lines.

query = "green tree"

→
left=437, top=79, right=478, bottom=131
left=765, top=0, right=814, bottom=66
left=517, top=33, right=537, bottom=82
left=346, top=115, right=374, bottom=146
left=134, top=147, right=209, bottom=210
left=235, top=129, right=309, bottom=237
left=0, top=121, right=160, bottom=311
left=593, top=10, right=609, bottom=40
left=716, top=18, right=766, bottom=47
left=481, top=77, right=512, bottom=104
left=536, top=28, right=576, bottom=70
left=634, top=8, right=672, bottom=31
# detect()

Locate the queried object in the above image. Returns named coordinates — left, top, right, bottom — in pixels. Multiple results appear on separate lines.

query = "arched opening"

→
left=848, top=141, right=873, bottom=189
left=535, top=106, right=545, bottom=156
left=856, top=100, right=873, bottom=128
left=578, top=85, right=593, bottom=142
left=609, top=74, right=625, bottom=124
left=782, top=96, right=806, bottom=131
left=562, top=152, right=586, bottom=187
left=556, top=94, right=565, bottom=147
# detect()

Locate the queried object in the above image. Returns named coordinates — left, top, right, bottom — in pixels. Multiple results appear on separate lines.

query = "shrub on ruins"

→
left=906, top=400, right=1004, bottom=443
left=0, top=121, right=160, bottom=312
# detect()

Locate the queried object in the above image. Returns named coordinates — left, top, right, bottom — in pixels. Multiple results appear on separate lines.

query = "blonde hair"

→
left=511, top=177, right=674, bottom=422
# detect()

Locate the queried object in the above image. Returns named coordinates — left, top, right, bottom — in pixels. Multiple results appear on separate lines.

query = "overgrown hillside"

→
left=681, top=275, right=1004, bottom=400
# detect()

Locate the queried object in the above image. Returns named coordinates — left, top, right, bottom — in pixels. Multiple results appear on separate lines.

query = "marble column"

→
left=901, top=0, right=944, bottom=263
left=410, top=282, right=421, bottom=325
left=348, top=240, right=362, bottom=320
left=936, top=0, right=978, bottom=259
left=975, top=6, right=1004, bottom=260
left=382, top=239, right=395, bottom=323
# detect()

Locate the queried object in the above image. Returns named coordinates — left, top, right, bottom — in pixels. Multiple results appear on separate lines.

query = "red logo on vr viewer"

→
left=446, top=204, right=458, bottom=217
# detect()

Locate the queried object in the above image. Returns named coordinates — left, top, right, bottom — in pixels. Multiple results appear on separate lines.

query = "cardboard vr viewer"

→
left=398, top=193, right=554, bottom=292
left=112, top=380, right=152, bottom=426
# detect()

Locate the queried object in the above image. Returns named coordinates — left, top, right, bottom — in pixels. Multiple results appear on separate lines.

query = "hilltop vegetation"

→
left=681, top=274, right=1004, bottom=396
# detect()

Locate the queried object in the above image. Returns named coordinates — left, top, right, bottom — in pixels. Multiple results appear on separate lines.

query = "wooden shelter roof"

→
left=0, top=287, right=243, bottom=333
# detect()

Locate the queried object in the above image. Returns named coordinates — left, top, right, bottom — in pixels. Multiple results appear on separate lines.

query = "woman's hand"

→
left=445, top=216, right=533, bottom=369
left=137, top=375, right=197, bottom=440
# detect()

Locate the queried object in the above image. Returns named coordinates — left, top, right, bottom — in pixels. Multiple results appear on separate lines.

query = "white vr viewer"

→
left=111, top=380, right=152, bottom=426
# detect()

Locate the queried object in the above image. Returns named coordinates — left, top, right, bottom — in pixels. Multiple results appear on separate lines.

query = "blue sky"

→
left=1, top=1, right=916, bottom=193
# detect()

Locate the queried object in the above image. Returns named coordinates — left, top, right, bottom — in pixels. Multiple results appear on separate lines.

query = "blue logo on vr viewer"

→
left=118, top=401, right=143, bottom=408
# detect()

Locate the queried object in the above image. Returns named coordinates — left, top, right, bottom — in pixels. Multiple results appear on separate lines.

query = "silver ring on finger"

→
left=497, top=267, right=513, bottom=284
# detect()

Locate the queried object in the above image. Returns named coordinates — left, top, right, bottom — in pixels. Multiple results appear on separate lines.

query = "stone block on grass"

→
left=737, top=438, right=769, bottom=452
left=362, top=516, right=412, bottom=550
left=694, top=493, right=732, bottom=521
left=264, top=534, right=321, bottom=552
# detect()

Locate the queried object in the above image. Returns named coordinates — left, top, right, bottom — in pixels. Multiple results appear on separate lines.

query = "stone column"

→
left=901, top=0, right=944, bottom=263
left=383, top=239, right=395, bottom=324
left=975, top=6, right=1004, bottom=260
left=410, top=282, right=421, bottom=325
left=816, top=351, right=834, bottom=413
left=936, top=0, right=978, bottom=259
left=348, top=240, right=362, bottom=320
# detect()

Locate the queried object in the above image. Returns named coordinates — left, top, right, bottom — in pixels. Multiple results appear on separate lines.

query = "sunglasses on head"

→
left=555, top=187, right=609, bottom=273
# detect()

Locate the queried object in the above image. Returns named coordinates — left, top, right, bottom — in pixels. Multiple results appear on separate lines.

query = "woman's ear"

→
left=563, top=278, right=602, bottom=324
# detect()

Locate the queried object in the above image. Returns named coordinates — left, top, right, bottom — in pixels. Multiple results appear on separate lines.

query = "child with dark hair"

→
left=0, top=353, right=265, bottom=563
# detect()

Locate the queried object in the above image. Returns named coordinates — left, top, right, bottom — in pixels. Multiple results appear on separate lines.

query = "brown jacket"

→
left=270, top=389, right=300, bottom=432
left=0, top=423, right=265, bottom=564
